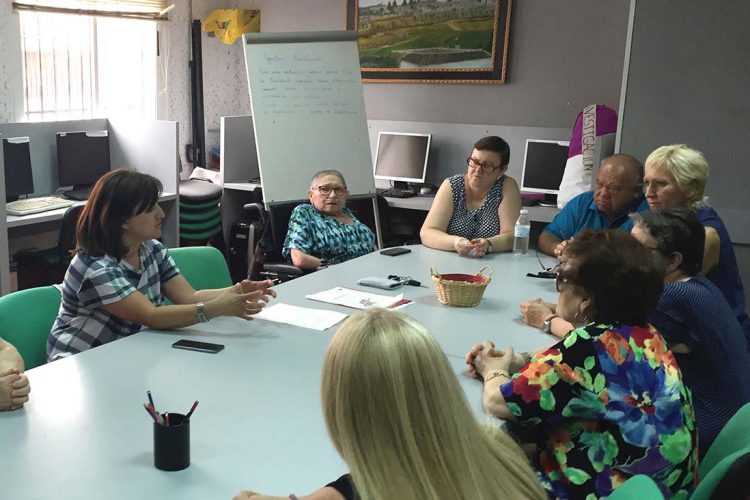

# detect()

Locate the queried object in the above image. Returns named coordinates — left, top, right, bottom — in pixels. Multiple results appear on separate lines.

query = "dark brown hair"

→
left=473, top=136, right=510, bottom=167
left=631, top=209, right=705, bottom=277
left=76, top=169, right=162, bottom=258
left=564, top=229, right=664, bottom=326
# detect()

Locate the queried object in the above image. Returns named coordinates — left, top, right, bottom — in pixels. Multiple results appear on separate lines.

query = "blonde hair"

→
left=321, top=308, right=545, bottom=500
left=645, top=144, right=709, bottom=208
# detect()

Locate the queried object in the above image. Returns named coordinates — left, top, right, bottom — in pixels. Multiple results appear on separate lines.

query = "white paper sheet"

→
left=305, top=287, right=405, bottom=310
left=254, top=303, right=348, bottom=331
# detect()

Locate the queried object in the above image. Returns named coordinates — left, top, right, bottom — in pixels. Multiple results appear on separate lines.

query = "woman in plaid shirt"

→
left=48, top=169, right=276, bottom=361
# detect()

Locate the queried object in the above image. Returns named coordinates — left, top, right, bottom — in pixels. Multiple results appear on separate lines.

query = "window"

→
left=19, top=11, right=157, bottom=121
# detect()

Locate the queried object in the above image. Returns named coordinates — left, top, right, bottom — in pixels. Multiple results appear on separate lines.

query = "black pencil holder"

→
left=153, top=413, right=190, bottom=471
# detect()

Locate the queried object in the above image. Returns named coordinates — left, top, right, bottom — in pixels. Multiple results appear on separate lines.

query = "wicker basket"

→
left=431, top=266, right=493, bottom=307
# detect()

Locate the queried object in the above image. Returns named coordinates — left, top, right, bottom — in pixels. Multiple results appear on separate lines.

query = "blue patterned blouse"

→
left=281, top=204, right=375, bottom=265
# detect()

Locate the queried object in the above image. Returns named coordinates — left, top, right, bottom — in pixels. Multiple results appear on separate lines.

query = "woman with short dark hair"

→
left=420, top=136, right=521, bottom=257
left=48, top=169, right=276, bottom=360
left=632, top=209, right=750, bottom=456
left=469, top=230, right=698, bottom=498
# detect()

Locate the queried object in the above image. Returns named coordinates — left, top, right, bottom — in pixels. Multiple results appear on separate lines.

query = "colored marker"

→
left=143, top=403, right=158, bottom=423
left=185, top=400, right=199, bottom=421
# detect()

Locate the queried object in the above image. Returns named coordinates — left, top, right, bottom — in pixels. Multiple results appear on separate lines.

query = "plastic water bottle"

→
left=513, top=209, right=530, bottom=255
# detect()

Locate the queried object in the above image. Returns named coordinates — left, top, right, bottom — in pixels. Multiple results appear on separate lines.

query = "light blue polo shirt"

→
left=542, top=191, right=649, bottom=240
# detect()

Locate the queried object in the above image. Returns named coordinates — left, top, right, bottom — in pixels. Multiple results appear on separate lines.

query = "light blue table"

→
left=0, top=245, right=559, bottom=499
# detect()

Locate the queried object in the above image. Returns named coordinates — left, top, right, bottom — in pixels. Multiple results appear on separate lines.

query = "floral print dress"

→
left=501, top=323, right=698, bottom=499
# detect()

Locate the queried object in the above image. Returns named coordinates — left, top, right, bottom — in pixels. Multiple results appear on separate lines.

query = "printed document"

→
left=254, top=303, right=348, bottom=331
left=306, top=287, right=405, bottom=309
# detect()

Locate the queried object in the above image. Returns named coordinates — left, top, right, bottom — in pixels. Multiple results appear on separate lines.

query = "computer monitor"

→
left=521, top=139, right=570, bottom=205
left=2, top=137, right=35, bottom=203
left=56, top=130, right=110, bottom=199
left=373, top=132, right=431, bottom=191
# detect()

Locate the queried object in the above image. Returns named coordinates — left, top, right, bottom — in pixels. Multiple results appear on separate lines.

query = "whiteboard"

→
left=243, top=31, right=375, bottom=204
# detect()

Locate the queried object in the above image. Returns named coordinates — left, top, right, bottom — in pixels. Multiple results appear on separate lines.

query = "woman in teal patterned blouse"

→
left=466, top=230, right=698, bottom=499
left=282, top=170, right=375, bottom=270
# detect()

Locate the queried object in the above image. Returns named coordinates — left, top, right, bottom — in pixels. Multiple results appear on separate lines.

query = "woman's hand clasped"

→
left=519, top=298, right=556, bottom=330
left=0, top=368, right=30, bottom=410
left=454, top=237, right=491, bottom=258
left=465, top=341, right=518, bottom=379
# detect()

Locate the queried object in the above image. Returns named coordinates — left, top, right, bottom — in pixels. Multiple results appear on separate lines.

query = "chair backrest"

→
left=607, top=475, right=663, bottom=499
left=264, top=201, right=308, bottom=262
left=169, top=246, right=232, bottom=290
left=57, top=204, right=84, bottom=259
left=700, top=402, right=750, bottom=477
left=0, top=286, right=61, bottom=370
left=692, top=449, right=750, bottom=500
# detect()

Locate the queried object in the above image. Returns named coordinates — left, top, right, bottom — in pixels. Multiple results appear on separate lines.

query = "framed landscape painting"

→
left=345, top=0, right=512, bottom=84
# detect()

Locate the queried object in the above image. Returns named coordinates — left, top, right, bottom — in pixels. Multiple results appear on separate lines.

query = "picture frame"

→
left=345, top=0, right=512, bottom=84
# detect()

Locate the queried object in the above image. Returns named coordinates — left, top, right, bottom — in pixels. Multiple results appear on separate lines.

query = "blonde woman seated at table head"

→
left=282, top=170, right=375, bottom=270
left=236, top=308, right=545, bottom=500
left=420, top=136, right=521, bottom=257
left=47, top=169, right=276, bottom=361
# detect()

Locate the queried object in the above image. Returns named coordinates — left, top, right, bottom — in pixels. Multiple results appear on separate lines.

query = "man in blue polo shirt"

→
left=538, top=154, right=648, bottom=257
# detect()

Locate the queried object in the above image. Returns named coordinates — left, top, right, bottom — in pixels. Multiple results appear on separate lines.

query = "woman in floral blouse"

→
left=466, top=229, right=698, bottom=499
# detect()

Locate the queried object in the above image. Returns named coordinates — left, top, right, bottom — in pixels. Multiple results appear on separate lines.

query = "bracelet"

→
left=196, top=302, right=209, bottom=323
left=483, top=370, right=510, bottom=383
left=485, top=239, right=493, bottom=254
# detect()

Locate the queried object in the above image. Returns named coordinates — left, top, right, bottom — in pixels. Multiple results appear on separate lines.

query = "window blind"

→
left=13, top=0, right=170, bottom=20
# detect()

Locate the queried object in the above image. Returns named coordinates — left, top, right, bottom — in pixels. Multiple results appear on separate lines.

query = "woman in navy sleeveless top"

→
left=643, top=144, right=750, bottom=343
left=420, top=136, right=521, bottom=257
left=632, top=209, right=750, bottom=456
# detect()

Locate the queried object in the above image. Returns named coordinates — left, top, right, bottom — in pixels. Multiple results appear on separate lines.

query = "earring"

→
left=574, top=308, right=589, bottom=324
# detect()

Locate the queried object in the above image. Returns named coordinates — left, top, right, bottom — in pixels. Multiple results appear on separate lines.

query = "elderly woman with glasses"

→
left=282, top=169, right=375, bottom=270
left=420, top=136, right=521, bottom=257
left=468, top=230, right=698, bottom=498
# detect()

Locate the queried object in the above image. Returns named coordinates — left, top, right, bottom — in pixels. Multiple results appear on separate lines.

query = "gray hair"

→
left=310, top=169, right=346, bottom=188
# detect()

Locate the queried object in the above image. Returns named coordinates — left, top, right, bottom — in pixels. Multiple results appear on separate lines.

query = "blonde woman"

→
left=235, top=308, right=545, bottom=500
left=643, top=144, right=749, bottom=338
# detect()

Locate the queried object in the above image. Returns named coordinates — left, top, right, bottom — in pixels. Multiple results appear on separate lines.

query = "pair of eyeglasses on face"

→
left=313, top=185, right=348, bottom=196
left=555, top=271, right=577, bottom=292
left=466, top=157, right=501, bottom=172
left=595, top=180, right=642, bottom=195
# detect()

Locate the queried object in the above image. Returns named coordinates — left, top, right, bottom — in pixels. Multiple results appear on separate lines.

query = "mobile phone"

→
left=172, top=339, right=225, bottom=354
left=380, top=247, right=411, bottom=257
left=358, top=276, right=402, bottom=290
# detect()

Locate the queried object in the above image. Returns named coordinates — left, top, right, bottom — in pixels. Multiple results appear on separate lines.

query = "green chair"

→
left=0, top=286, right=61, bottom=369
left=690, top=403, right=750, bottom=499
left=700, top=403, right=750, bottom=476
left=169, top=246, right=232, bottom=290
left=607, top=475, right=663, bottom=499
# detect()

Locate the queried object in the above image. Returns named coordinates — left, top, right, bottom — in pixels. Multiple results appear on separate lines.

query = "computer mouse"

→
left=419, top=186, right=434, bottom=195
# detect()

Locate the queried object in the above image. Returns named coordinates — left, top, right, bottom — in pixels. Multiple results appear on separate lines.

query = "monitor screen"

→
left=373, top=132, right=431, bottom=184
left=56, top=130, right=111, bottom=188
left=521, top=139, right=570, bottom=194
left=3, top=137, right=35, bottom=202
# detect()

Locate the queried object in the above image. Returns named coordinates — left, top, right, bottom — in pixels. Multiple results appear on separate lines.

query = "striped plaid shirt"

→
left=47, top=240, right=179, bottom=361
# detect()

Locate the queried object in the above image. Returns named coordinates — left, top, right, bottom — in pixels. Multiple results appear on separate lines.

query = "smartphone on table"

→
left=380, top=247, right=411, bottom=257
left=172, top=339, right=225, bottom=354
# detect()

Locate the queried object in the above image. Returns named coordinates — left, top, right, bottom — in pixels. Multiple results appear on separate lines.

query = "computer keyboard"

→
left=7, top=196, right=75, bottom=216
left=376, top=187, right=417, bottom=198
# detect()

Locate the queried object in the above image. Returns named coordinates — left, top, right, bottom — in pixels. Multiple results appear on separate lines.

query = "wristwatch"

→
left=196, top=302, right=209, bottom=323
left=542, top=314, right=557, bottom=334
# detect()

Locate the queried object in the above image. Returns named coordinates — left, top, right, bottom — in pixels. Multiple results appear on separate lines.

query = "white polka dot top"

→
left=445, top=174, right=505, bottom=239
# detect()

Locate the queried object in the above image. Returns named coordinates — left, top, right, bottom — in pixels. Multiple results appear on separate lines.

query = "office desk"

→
left=0, top=246, right=559, bottom=499
left=384, top=195, right=559, bottom=223
left=6, top=192, right=178, bottom=229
